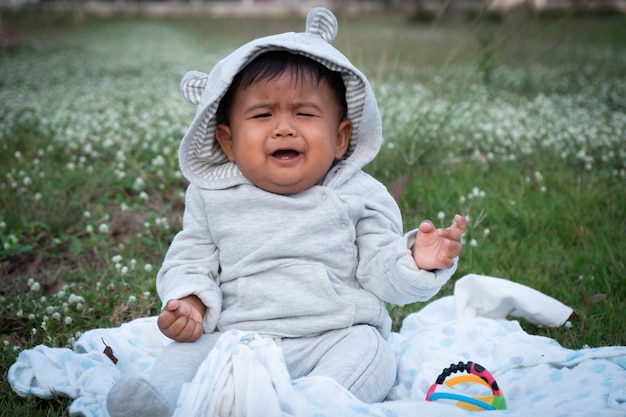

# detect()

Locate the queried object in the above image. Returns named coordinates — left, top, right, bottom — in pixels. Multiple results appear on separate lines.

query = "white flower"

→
left=111, top=255, right=123, bottom=263
left=68, top=294, right=85, bottom=305
left=133, top=177, right=145, bottom=191
left=151, top=155, right=165, bottom=167
left=144, top=264, right=153, bottom=272
left=64, top=316, right=73, bottom=325
left=99, top=223, right=110, bottom=234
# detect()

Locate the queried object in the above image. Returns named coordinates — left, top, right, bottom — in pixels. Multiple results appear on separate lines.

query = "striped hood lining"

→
left=178, top=7, right=381, bottom=189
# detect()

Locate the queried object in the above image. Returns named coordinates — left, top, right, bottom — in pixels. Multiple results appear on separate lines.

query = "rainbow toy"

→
left=426, top=361, right=506, bottom=411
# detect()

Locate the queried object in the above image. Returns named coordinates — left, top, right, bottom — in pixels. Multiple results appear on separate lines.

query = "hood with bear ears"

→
left=178, top=7, right=382, bottom=191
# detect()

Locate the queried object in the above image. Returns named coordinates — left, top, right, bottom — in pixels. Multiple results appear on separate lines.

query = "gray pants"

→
left=108, top=325, right=396, bottom=417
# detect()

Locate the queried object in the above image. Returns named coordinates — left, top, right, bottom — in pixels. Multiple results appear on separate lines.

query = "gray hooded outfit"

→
left=107, top=8, right=458, bottom=417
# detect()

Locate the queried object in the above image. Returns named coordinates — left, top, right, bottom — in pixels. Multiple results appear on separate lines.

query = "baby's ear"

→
left=215, top=124, right=235, bottom=162
left=335, top=119, right=352, bottom=160
left=180, top=71, right=209, bottom=105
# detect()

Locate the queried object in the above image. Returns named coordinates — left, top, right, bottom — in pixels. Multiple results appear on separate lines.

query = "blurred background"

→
left=2, top=0, right=626, bottom=24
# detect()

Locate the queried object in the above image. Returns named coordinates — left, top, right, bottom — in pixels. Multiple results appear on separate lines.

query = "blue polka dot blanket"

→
left=9, top=274, right=626, bottom=417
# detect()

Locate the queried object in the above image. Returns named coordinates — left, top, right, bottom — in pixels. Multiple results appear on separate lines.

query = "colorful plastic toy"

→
left=425, top=361, right=506, bottom=411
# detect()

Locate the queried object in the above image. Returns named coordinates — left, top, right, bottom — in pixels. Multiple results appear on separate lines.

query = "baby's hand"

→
left=157, top=296, right=205, bottom=342
left=412, top=214, right=467, bottom=271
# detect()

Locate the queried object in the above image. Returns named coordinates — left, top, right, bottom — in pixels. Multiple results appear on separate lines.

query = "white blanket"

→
left=9, top=274, right=626, bottom=417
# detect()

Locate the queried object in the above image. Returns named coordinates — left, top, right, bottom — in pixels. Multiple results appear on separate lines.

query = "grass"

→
left=1, top=8, right=625, bottom=416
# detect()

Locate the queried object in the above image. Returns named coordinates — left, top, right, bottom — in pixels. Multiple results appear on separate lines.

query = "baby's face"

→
left=215, top=72, right=352, bottom=195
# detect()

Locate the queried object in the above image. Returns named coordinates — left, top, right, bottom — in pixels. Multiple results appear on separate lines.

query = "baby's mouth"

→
left=272, top=149, right=302, bottom=160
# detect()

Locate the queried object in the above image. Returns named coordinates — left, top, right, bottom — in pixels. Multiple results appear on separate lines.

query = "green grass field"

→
left=1, top=9, right=625, bottom=415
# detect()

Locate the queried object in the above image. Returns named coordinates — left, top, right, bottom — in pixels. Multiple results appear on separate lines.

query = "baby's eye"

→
left=297, top=112, right=316, bottom=117
left=252, top=113, right=271, bottom=119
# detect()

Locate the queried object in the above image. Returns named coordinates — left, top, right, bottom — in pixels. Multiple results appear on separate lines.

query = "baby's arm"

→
left=156, top=184, right=222, bottom=340
left=412, top=214, right=467, bottom=271
left=157, top=295, right=207, bottom=342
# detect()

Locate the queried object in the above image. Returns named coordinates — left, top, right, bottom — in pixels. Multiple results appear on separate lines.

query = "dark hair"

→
left=216, top=50, right=347, bottom=125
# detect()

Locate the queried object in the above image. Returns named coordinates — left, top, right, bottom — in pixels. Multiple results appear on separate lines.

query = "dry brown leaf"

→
left=102, top=338, right=119, bottom=364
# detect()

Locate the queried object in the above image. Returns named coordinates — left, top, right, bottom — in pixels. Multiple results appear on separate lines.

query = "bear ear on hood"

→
left=180, top=70, right=209, bottom=105
left=305, top=7, right=338, bottom=43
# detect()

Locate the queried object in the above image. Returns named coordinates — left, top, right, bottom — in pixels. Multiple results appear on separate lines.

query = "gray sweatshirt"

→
left=157, top=8, right=457, bottom=339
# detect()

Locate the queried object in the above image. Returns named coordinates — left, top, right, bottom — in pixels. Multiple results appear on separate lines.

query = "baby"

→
left=107, top=8, right=466, bottom=417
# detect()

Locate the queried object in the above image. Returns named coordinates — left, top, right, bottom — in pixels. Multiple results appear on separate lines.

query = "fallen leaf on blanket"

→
left=102, top=338, right=119, bottom=364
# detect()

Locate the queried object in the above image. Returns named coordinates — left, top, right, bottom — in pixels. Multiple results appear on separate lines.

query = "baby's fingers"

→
left=171, top=316, right=202, bottom=342
left=443, top=238, right=463, bottom=258
left=449, top=214, right=467, bottom=234
left=418, top=220, right=436, bottom=234
left=158, top=312, right=202, bottom=342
